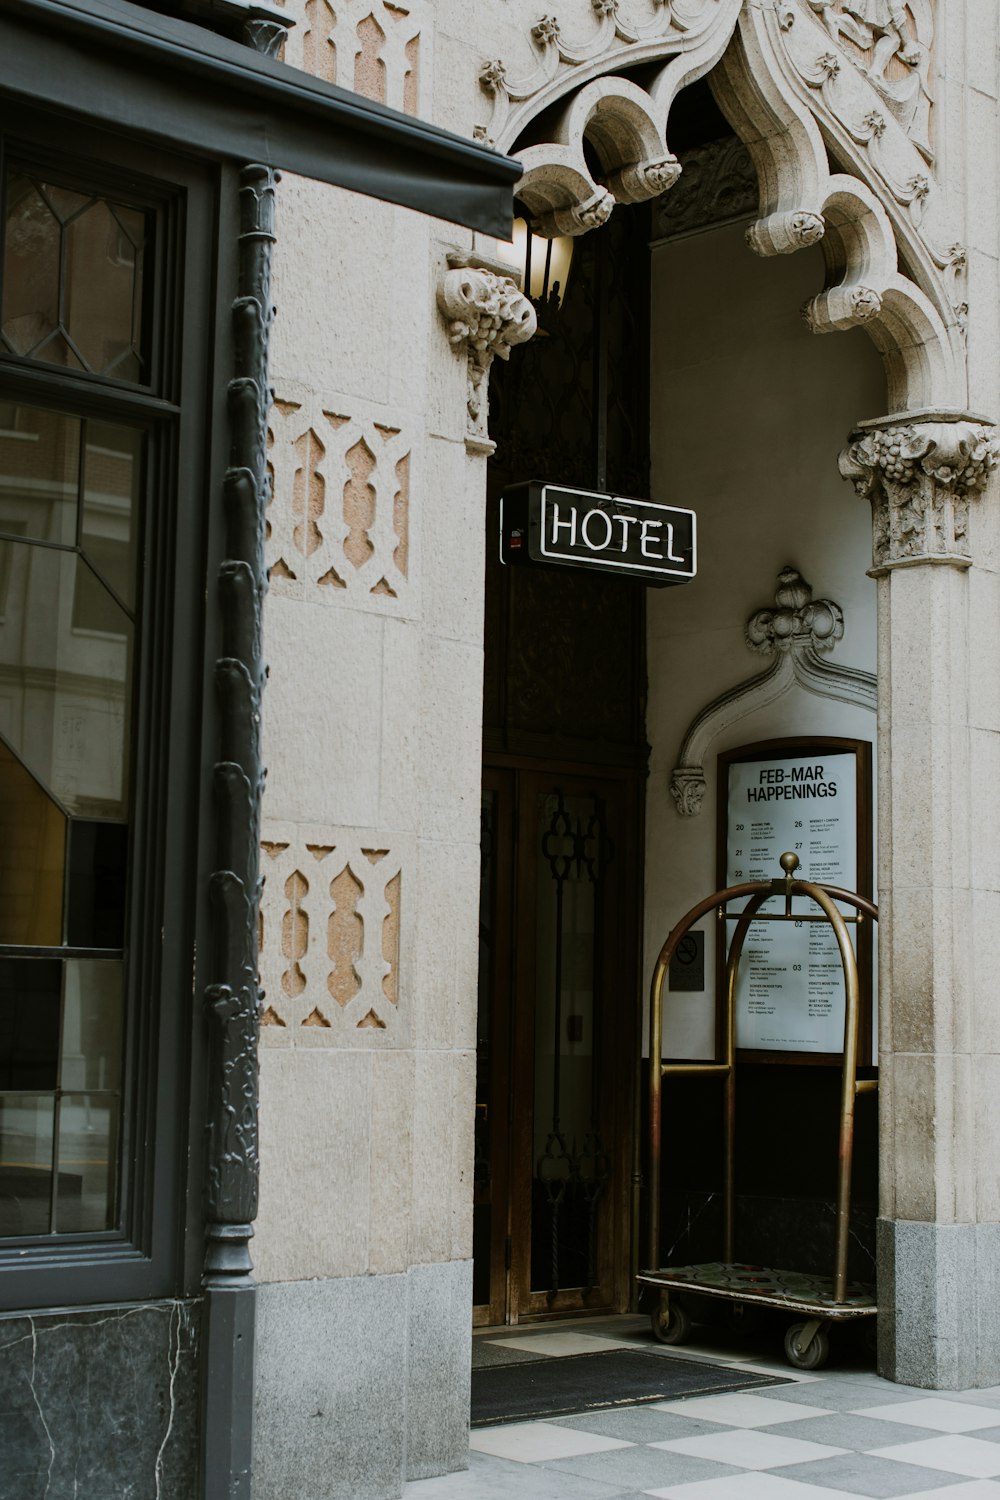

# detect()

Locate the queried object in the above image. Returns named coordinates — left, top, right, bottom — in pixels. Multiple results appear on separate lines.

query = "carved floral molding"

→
left=802, top=0, right=933, bottom=163
left=670, top=567, right=876, bottom=817
left=437, top=254, right=537, bottom=453
left=839, top=415, right=1000, bottom=573
left=477, top=0, right=735, bottom=150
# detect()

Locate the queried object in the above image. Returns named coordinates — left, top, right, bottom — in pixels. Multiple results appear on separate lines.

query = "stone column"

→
left=840, top=412, right=1000, bottom=1388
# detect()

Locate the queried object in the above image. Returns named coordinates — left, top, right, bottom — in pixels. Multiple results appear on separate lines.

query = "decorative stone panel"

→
left=266, top=394, right=413, bottom=608
left=259, top=827, right=406, bottom=1036
left=280, top=0, right=427, bottom=116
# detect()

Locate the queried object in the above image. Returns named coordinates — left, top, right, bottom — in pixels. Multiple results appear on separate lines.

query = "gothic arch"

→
left=479, top=0, right=968, bottom=412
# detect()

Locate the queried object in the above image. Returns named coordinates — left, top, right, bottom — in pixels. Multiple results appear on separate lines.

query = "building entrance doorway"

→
left=473, top=204, right=651, bottom=1324
left=475, top=764, right=639, bottom=1323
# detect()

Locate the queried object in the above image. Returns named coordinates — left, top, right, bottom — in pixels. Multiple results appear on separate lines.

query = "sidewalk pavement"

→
left=403, top=1315, right=1000, bottom=1500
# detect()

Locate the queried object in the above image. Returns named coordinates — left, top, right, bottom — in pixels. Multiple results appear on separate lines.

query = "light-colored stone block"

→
left=970, top=729, right=1000, bottom=893
left=378, top=619, right=422, bottom=834
left=271, top=177, right=393, bottom=405
left=255, top=1049, right=372, bottom=1282
left=971, top=888, right=1000, bottom=1054
left=263, top=599, right=384, bottom=828
left=409, top=1049, right=477, bottom=1265
left=421, top=435, right=489, bottom=646
left=973, top=1055, right=1000, bottom=1221
left=418, top=636, right=485, bottom=845
left=888, top=1053, right=938, bottom=1223
left=369, top=1049, right=416, bottom=1275
left=411, top=838, right=481, bottom=1051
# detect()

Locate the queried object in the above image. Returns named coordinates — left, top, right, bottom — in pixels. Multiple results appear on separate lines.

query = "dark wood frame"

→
left=476, top=758, right=641, bottom=1324
left=473, top=766, right=516, bottom=1329
left=0, top=108, right=226, bottom=1310
left=715, top=735, right=874, bottom=1067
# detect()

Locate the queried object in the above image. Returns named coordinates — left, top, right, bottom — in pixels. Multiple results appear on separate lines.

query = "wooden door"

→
left=474, top=764, right=637, bottom=1323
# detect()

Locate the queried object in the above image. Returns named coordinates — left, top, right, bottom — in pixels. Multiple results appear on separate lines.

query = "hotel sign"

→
left=500, top=482, right=696, bottom=585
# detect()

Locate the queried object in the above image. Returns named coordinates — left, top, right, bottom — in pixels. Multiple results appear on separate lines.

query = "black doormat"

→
left=471, top=1348, right=787, bottom=1427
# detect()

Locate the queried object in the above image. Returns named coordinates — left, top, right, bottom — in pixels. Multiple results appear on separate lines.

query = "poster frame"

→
left=715, top=735, right=874, bottom=1067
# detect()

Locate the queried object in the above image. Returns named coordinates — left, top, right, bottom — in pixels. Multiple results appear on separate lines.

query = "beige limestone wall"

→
left=252, top=163, right=490, bottom=1281
left=645, top=218, right=886, bottom=1058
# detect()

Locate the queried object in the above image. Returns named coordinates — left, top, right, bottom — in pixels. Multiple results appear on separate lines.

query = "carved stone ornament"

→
left=746, top=565, right=844, bottom=654
left=477, top=0, right=734, bottom=150
left=653, top=136, right=758, bottom=242
left=804, top=0, right=931, bottom=160
left=203, top=164, right=274, bottom=1285
left=839, top=415, right=1000, bottom=573
left=438, top=255, right=537, bottom=454
left=670, top=567, right=875, bottom=816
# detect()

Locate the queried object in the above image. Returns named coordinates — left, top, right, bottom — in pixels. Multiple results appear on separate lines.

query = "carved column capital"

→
left=438, top=255, right=537, bottom=454
left=839, top=414, right=999, bottom=573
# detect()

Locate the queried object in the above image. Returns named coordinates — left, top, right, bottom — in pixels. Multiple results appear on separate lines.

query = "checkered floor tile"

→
left=404, top=1316, right=1000, bottom=1499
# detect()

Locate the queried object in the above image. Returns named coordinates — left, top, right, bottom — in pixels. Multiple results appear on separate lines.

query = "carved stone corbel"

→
left=438, top=252, right=537, bottom=455
left=604, top=155, right=682, bottom=205
left=669, top=567, right=875, bottom=816
left=746, top=210, right=825, bottom=257
left=839, top=414, right=1000, bottom=573
left=535, top=187, right=615, bottom=237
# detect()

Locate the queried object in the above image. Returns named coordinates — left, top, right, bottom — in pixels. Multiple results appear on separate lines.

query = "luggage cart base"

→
left=638, top=1263, right=876, bottom=1371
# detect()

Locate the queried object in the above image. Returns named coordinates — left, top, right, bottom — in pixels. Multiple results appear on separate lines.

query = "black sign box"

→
left=500, top=481, right=696, bottom=585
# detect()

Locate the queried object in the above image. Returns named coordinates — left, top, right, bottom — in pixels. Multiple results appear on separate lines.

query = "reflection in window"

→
left=0, top=392, right=139, bottom=1235
left=0, top=741, right=65, bottom=946
left=0, top=960, right=123, bottom=1236
left=0, top=540, right=132, bottom=817
left=0, top=405, right=79, bottom=546
left=82, top=422, right=141, bottom=609
left=1, top=172, right=148, bottom=383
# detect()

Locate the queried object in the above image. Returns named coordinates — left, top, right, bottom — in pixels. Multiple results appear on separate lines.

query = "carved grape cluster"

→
left=873, top=430, right=918, bottom=486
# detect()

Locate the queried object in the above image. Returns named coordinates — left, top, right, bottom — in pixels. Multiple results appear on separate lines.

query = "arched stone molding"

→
left=516, top=79, right=681, bottom=235
left=475, top=0, right=971, bottom=417
left=714, top=2, right=966, bottom=410
left=477, top=0, right=743, bottom=151
left=669, top=567, right=876, bottom=816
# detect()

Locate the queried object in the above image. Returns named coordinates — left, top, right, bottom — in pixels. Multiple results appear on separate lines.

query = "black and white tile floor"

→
left=403, top=1317, right=1000, bottom=1500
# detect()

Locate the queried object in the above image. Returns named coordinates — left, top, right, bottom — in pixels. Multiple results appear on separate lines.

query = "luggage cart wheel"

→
left=784, top=1320, right=830, bottom=1370
left=651, top=1296, right=691, bottom=1345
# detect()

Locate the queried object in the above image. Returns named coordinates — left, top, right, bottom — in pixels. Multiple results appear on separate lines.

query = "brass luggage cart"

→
left=638, top=852, right=878, bottom=1370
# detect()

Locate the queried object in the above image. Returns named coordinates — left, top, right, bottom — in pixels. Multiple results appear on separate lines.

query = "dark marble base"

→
left=0, top=1299, right=200, bottom=1500
left=658, top=1191, right=877, bottom=1284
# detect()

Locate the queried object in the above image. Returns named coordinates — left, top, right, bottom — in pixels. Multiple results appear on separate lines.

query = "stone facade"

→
left=248, top=0, right=1000, bottom=1493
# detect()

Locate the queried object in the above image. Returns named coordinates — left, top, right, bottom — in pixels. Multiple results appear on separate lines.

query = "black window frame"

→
left=0, top=105, right=227, bottom=1309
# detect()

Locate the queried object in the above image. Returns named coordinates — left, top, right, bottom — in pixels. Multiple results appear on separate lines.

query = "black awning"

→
left=0, top=0, right=520, bottom=237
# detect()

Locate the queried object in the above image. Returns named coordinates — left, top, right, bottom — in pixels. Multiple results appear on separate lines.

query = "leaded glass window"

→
left=0, top=155, right=152, bottom=1240
left=1, top=174, right=149, bottom=383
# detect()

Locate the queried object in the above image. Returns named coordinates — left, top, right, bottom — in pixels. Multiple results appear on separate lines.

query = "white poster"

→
left=726, top=752, right=857, bottom=1054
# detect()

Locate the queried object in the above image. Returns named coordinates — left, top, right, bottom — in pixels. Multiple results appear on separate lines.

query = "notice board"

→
left=717, top=738, right=874, bottom=1064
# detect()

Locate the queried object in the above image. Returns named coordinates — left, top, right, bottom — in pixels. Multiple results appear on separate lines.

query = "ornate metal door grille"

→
left=532, top=791, right=614, bottom=1297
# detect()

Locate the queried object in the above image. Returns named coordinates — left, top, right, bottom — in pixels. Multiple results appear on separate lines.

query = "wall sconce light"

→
left=496, top=215, right=575, bottom=316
